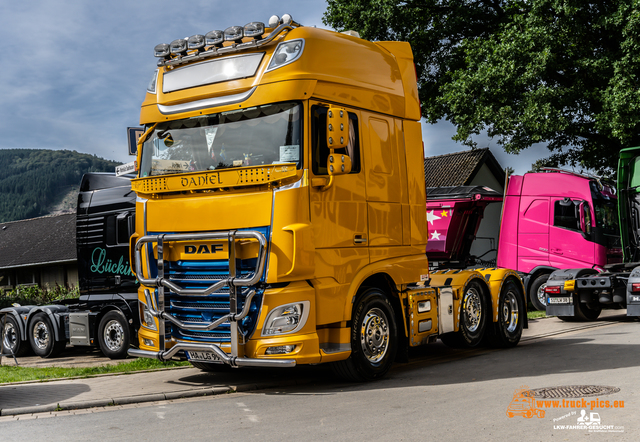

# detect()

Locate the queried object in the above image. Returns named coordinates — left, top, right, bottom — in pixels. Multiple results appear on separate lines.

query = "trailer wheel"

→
left=441, top=281, right=488, bottom=348
left=190, top=361, right=232, bottom=372
left=488, top=280, right=525, bottom=348
left=2, top=315, right=30, bottom=357
left=98, top=311, right=130, bottom=359
left=529, top=274, right=550, bottom=311
left=29, top=313, right=66, bottom=358
left=331, top=288, right=398, bottom=382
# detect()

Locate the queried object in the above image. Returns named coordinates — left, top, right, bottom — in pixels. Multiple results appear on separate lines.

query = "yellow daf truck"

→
left=128, top=14, right=526, bottom=381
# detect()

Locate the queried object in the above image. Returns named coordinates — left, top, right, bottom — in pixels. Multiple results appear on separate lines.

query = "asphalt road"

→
left=2, top=314, right=638, bottom=441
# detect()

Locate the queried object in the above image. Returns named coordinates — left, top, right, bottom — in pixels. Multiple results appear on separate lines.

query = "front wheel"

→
left=331, top=288, right=398, bottom=382
left=29, top=312, right=66, bottom=358
left=441, top=281, right=488, bottom=348
left=3, top=315, right=30, bottom=357
left=487, top=279, right=525, bottom=348
left=98, top=311, right=131, bottom=359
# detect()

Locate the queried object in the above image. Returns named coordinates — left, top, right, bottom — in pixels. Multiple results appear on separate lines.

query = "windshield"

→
left=139, top=102, right=302, bottom=177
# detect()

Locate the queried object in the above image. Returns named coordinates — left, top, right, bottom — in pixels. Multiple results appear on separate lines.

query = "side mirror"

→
left=327, top=153, right=352, bottom=175
left=325, top=106, right=352, bottom=175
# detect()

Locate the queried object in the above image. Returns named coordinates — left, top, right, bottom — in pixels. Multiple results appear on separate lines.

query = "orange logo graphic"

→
left=506, top=386, right=546, bottom=419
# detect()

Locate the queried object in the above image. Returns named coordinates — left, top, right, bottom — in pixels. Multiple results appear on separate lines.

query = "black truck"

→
left=1, top=173, right=138, bottom=359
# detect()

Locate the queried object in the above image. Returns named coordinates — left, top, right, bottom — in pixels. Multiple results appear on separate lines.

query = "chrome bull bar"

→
left=129, top=230, right=295, bottom=368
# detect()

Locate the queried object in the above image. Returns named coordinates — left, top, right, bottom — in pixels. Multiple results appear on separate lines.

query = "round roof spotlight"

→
left=170, top=38, right=188, bottom=56
left=205, top=30, right=224, bottom=47
left=244, top=22, right=265, bottom=39
left=187, top=34, right=206, bottom=51
left=224, top=26, right=244, bottom=43
left=154, top=43, right=170, bottom=58
left=282, top=13, right=293, bottom=25
left=268, top=15, right=280, bottom=28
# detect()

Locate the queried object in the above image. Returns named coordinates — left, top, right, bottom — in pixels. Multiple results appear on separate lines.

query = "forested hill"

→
left=0, top=149, right=120, bottom=222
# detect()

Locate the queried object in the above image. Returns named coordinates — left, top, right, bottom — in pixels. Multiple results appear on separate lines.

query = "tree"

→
left=323, top=0, right=640, bottom=176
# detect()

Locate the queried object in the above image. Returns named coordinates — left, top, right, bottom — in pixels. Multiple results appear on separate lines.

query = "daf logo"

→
left=185, top=244, right=223, bottom=254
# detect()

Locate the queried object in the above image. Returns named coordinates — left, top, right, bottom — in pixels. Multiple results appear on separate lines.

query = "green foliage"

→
left=0, top=149, right=119, bottom=222
left=0, top=284, right=78, bottom=309
left=0, top=358, right=190, bottom=384
left=323, top=0, right=640, bottom=176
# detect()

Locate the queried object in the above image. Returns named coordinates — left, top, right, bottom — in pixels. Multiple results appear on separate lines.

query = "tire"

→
left=573, top=301, right=602, bottom=322
left=441, top=281, right=488, bottom=348
left=190, top=361, right=233, bottom=372
left=331, top=288, right=398, bottom=382
left=487, top=280, right=525, bottom=348
left=98, top=311, right=131, bottom=359
left=529, top=274, right=550, bottom=311
left=2, top=315, right=30, bottom=357
left=28, top=312, right=66, bottom=358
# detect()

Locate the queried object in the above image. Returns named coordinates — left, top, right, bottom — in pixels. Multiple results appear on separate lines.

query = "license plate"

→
left=186, top=350, right=220, bottom=362
left=548, top=297, right=571, bottom=304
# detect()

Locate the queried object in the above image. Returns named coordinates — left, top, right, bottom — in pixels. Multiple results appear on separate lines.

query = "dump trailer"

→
left=128, top=14, right=526, bottom=381
left=545, top=146, right=640, bottom=320
left=1, top=173, right=138, bottom=359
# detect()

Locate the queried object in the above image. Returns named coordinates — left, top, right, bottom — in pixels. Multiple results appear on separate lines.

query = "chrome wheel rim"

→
left=536, top=283, right=548, bottom=307
left=502, top=290, right=519, bottom=333
left=103, top=319, right=125, bottom=352
left=3, top=322, right=17, bottom=351
left=33, top=321, right=50, bottom=350
left=463, top=287, right=482, bottom=332
left=359, top=308, right=389, bottom=363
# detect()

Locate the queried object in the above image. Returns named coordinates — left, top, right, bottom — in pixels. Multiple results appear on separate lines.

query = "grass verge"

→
left=527, top=309, right=547, bottom=320
left=0, top=358, right=190, bottom=384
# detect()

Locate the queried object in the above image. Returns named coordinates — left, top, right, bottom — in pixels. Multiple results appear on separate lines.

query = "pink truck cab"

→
left=497, top=169, right=621, bottom=310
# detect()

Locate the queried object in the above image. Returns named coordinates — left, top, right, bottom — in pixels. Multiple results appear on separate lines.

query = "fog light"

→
left=265, top=345, right=295, bottom=355
left=143, top=339, right=154, bottom=347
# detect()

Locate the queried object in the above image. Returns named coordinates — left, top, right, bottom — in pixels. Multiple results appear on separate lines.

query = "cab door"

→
left=308, top=103, right=368, bottom=325
left=548, top=198, right=595, bottom=267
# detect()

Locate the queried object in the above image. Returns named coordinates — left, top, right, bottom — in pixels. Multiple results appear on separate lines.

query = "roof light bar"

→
left=154, top=13, right=302, bottom=67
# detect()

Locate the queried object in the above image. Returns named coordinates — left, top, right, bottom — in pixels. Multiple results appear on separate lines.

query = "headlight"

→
left=262, top=301, right=309, bottom=336
left=205, top=30, right=224, bottom=47
left=224, top=26, right=244, bottom=42
left=154, top=43, right=170, bottom=58
left=187, top=34, right=205, bottom=51
left=139, top=302, right=157, bottom=331
left=244, top=22, right=265, bottom=39
left=266, top=39, right=304, bottom=72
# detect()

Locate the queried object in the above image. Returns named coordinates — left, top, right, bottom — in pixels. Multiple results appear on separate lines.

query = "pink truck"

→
left=426, top=169, right=621, bottom=311
left=497, top=169, right=621, bottom=310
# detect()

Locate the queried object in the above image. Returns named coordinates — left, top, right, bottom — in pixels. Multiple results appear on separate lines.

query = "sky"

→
left=0, top=0, right=551, bottom=175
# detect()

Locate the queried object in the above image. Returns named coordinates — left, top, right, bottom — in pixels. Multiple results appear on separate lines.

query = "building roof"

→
left=423, top=148, right=506, bottom=188
left=0, top=213, right=76, bottom=270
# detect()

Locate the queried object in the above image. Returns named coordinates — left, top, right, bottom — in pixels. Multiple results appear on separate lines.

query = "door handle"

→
left=354, top=234, right=367, bottom=244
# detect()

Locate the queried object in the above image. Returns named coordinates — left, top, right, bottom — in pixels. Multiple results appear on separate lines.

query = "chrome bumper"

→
left=132, top=230, right=295, bottom=368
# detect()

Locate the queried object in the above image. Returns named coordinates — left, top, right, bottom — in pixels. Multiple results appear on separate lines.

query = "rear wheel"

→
left=98, top=311, right=130, bottom=359
left=568, top=301, right=601, bottom=322
left=29, top=313, right=66, bottom=358
left=441, top=281, right=488, bottom=348
left=488, top=280, right=525, bottom=347
left=331, top=288, right=398, bottom=382
left=529, top=274, right=550, bottom=311
left=2, top=315, right=29, bottom=357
